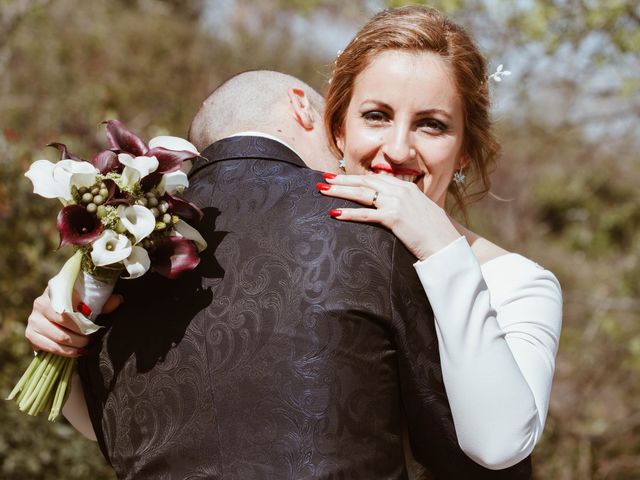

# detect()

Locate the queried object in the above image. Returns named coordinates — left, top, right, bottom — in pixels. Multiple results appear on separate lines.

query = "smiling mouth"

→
left=370, top=164, right=423, bottom=183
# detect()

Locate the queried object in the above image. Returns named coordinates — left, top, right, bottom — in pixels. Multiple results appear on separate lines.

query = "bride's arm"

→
left=62, top=372, right=97, bottom=441
left=318, top=173, right=562, bottom=469
left=414, top=236, right=562, bottom=468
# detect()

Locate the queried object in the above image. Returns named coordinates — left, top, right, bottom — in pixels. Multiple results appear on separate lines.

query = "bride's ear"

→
left=288, top=88, right=315, bottom=131
left=458, top=152, right=471, bottom=170
left=335, top=132, right=345, bottom=154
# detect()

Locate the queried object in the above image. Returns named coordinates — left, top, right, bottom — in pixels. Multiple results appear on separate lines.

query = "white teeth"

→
left=398, top=175, right=418, bottom=183
left=371, top=169, right=418, bottom=183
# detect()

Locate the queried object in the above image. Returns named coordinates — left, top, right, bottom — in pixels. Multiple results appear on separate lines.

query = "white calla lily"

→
left=158, top=170, right=189, bottom=194
left=47, top=251, right=103, bottom=334
left=25, top=159, right=98, bottom=202
left=173, top=220, right=207, bottom=252
left=91, top=230, right=132, bottom=266
left=117, top=205, right=156, bottom=244
left=118, top=153, right=159, bottom=187
left=123, top=246, right=151, bottom=278
left=148, top=135, right=198, bottom=154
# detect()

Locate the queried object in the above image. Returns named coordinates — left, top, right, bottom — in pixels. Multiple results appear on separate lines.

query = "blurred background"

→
left=0, top=0, right=638, bottom=478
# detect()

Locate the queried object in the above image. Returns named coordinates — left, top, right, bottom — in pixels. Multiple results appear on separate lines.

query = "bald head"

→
left=189, top=70, right=319, bottom=144
left=188, top=71, right=338, bottom=172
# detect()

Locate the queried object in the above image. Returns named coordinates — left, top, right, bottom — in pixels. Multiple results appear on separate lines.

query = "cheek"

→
left=343, top=125, right=382, bottom=171
left=417, top=142, right=462, bottom=198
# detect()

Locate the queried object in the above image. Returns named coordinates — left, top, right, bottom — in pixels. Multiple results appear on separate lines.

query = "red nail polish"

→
left=316, top=182, right=332, bottom=191
left=329, top=209, right=342, bottom=217
left=322, top=172, right=337, bottom=179
left=77, top=302, right=92, bottom=317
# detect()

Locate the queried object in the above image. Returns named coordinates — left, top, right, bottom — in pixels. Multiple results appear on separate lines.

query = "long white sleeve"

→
left=413, top=236, right=562, bottom=469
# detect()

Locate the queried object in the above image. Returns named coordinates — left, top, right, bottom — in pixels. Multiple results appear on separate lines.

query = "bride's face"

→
left=336, top=50, right=467, bottom=208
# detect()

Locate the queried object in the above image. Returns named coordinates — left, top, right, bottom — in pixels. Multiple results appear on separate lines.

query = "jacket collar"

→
left=190, top=135, right=307, bottom=178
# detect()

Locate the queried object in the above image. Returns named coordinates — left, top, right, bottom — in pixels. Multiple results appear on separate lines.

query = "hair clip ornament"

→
left=489, top=64, right=511, bottom=82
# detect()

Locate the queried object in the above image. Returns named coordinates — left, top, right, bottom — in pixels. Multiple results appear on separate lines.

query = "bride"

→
left=316, top=6, right=562, bottom=470
left=25, top=5, right=561, bottom=473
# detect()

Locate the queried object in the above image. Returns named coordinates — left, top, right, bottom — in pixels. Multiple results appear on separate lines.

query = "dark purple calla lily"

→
left=56, top=205, right=104, bottom=247
left=146, top=147, right=197, bottom=174
left=104, top=120, right=148, bottom=157
left=164, top=193, right=204, bottom=222
left=102, top=179, right=133, bottom=206
left=151, top=236, right=200, bottom=279
left=47, top=142, right=84, bottom=162
left=90, top=149, right=120, bottom=174
left=140, top=172, right=163, bottom=192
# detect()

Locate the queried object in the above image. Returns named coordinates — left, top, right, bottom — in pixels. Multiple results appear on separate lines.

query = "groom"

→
left=30, top=71, right=532, bottom=479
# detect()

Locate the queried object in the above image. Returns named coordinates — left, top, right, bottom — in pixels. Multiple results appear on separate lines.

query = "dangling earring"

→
left=338, top=158, right=346, bottom=171
left=453, top=168, right=466, bottom=185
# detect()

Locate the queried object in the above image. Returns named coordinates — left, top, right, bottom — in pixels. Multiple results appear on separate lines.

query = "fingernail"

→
left=77, top=302, right=92, bottom=317
left=329, top=209, right=342, bottom=217
left=316, top=182, right=332, bottom=191
left=322, top=172, right=337, bottom=179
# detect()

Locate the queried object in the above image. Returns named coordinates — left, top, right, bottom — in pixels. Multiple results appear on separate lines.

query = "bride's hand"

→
left=317, top=173, right=460, bottom=261
left=26, top=288, right=124, bottom=357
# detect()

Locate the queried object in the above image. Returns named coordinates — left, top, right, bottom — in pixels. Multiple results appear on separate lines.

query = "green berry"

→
left=78, top=186, right=88, bottom=195
left=96, top=205, right=107, bottom=218
left=91, top=186, right=100, bottom=195
left=115, top=220, right=127, bottom=234
left=86, top=203, right=97, bottom=213
left=150, top=207, right=160, bottom=217
left=158, top=201, right=169, bottom=213
left=93, top=195, right=104, bottom=205
left=148, top=197, right=158, bottom=207
left=99, top=188, right=109, bottom=198
left=81, top=192, right=93, bottom=203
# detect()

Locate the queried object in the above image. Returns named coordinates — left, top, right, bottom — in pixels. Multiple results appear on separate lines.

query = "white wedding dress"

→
left=413, top=236, right=563, bottom=469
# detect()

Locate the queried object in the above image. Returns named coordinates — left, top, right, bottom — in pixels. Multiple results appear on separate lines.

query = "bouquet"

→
left=7, top=120, right=207, bottom=421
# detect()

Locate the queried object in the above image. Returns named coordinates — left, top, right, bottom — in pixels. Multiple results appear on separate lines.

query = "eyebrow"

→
left=359, top=100, right=453, bottom=120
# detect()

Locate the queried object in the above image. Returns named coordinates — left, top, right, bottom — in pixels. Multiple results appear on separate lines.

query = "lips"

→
left=370, top=164, right=422, bottom=183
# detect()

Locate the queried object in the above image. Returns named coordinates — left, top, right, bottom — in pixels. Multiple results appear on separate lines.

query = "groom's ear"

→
left=288, top=88, right=315, bottom=131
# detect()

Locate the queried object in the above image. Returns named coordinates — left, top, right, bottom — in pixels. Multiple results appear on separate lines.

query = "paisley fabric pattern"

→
left=79, top=136, right=531, bottom=479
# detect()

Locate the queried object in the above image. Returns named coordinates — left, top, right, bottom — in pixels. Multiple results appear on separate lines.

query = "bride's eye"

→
left=362, top=111, right=388, bottom=123
left=417, top=118, right=448, bottom=133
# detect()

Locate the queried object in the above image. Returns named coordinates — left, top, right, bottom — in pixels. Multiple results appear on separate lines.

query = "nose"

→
left=381, top=123, right=415, bottom=165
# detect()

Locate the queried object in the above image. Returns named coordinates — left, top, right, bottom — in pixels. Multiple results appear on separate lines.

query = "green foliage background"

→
left=1, top=1, right=638, bottom=479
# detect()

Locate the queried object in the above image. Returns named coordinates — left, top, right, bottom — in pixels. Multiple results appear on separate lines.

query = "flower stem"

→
left=49, top=357, right=75, bottom=421
left=7, top=352, right=77, bottom=421
left=6, top=353, right=44, bottom=400
left=19, top=353, right=62, bottom=413
left=28, top=354, right=65, bottom=416
left=15, top=352, right=51, bottom=407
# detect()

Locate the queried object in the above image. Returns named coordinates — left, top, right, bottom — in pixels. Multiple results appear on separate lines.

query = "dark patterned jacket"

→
left=79, top=136, right=531, bottom=479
